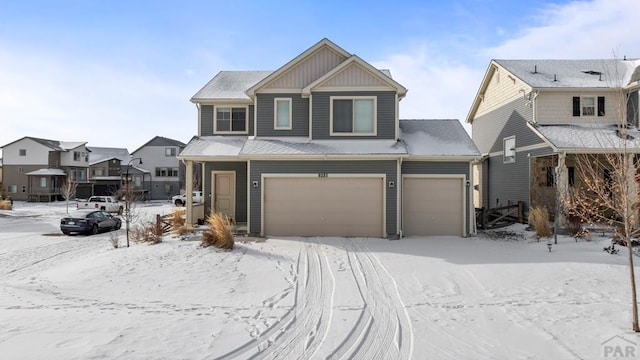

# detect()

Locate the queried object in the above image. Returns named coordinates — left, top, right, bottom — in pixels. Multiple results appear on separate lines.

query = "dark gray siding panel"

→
left=200, top=105, right=214, bottom=136
left=150, top=180, right=181, bottom=200
left=485, top=146, right=552, bottom=213
left=256, top=94, right=309, bottom=137
left=203, top=162, right=248, bottom=222
left=200, top=105, right=255, bottom=137
left=312, top=91, right=396, bottom=140
left=402, top=161, right=472, bottom=235
left=250, top=160, right=397, bottom=237
left=472, top=97, right=537, bottom=154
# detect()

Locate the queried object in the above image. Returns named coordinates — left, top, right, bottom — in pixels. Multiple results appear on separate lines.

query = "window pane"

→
left=40, top=177, right=47, bottom=188
left=582, top=97, right=595, bottom=116
left=333, top=100, right=353, bottom=132
left=217, top=108, right=231, bottom=131
left=276, top=100, right=290, bottom=128
left=354, top=99, right=374, bottom=133
left=232, top=108, right=246, bottom=131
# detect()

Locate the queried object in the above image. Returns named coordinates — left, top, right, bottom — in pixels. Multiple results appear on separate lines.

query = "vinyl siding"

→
left=263, top=45, right=347, bottom=89
left=311, top=91, right=396, bottom=140
left=2, top=164, right=40, bottom=201
left=472, top=97, right=536, bottom=154
left=476, top=65, right=531, bottom=117
left=256, top=94, right=309, bottom=137
left=536, top=91, right=618, bottom=125
left=200, top=105, right=255, bottom=136
left=628, top=90, right=639, bottom=127
left=249, top=160, right=397, bottom=236
left=149, top=180, right=181, bottom=201
left=203, top=162, right=248, bottom=223
left=402, top=161, right=472, bottom=234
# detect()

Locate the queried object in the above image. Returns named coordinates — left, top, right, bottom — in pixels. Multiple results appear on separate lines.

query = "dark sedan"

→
left=60, top=210, right=122, bottom=235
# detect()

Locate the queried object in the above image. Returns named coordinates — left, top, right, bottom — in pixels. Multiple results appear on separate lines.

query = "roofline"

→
left=466, top=61, right=499, bottom=124
left=245, top=38, right=351, bottom=97
left=177, top=154, right=479, bottom=161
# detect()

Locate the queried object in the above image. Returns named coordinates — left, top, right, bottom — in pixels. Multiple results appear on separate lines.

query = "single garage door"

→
left=264, top=177, right=384, bottom=237
left=403, top=177, right=464, bottom=236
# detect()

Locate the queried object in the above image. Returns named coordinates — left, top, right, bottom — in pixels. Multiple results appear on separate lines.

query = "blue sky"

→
left=2, top=0, right=639, bottom=153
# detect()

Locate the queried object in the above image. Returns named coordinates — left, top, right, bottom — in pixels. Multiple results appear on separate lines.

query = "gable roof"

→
left=131, top=136, right=186, bottom=155
left=400, top=119, right=479, bottom=157
left=245, top=38, right=351, bottom=97
left=87, top=147, right=130, bottom=165
left=191, top=71, right=271, bottom=102
left=302, top=55, right=407, bottom=97
left=466, top=59, right=640, bottom=123
left=1, top=136, right=87, bottom=152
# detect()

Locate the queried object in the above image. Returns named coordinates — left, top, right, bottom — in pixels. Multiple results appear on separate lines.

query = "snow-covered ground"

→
left=1, top=201, right=639, bottom=359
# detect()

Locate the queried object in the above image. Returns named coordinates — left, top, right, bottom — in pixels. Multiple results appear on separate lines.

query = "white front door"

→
left=212, top=172, right=235, bottom=221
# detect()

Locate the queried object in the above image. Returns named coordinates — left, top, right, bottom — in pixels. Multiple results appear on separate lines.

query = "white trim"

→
left=402, top=174, right=467, bottom=236
left=253, top=97, right=258, bottom=136
left=311, top=86, right=394, bottom=93
left=469, top=162, right=476, bottom=235
left=213, top=105, right=249, bottom=135
left=211, top=170, right=236, bottom=221
left=247, top=160, right=251, bottom=233
left=503, top=136, right=516, bottom=164
left=273, top=98, right=293, bottom=130
left=308, top=94, right=313, bottom=140
left=329, top=96, right=377, bottom=137
left=397, top=158, right=402, bottom=237
left=196, top=103, right=201, bottom=137
left=260, top=173, right=387, bottom=238
left=257, top=88, right=302, bottom=94
left=488, top=142, right=548, bottom=158
left=395, top=93, right=399, bottom=141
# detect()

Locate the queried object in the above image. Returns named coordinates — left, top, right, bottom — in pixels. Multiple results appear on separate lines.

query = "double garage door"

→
left=403, top=177, right=464, bottom=236
left=263, top=176, right=384, bottom=237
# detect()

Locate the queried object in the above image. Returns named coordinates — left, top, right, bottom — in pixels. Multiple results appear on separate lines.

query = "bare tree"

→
left=60, top=175, right=78, bottom=214
left=120, top=183, right=142, bottom=248
left=562, top=61, right=640, bottom=332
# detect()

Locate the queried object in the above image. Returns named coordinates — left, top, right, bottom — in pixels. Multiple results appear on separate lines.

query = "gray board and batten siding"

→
left=249, top=160, right=398, bottom=236
left=200, top=105, right=255, bottom=136
left=203, top=162, right=248, bottom=223
left=256, top=94, right=310, bottom=137
left=402, top=161, right=473, bottom=232
left=311, top=91, right=397, bottom=140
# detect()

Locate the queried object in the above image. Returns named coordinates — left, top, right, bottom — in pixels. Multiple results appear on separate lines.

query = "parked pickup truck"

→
left=172, top=191, right=203, bottom=206
left=77, top=196, right=124, bottom=214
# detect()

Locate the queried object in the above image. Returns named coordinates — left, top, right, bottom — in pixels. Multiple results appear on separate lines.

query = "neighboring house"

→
left=131, top=136, right=186, bottom=200
left=178, top=38, right=480, bottom=238
left=87, top=147, right=131, bottom=196
left=467, top=59, right=640, bottom=218
left=0, top=136, right=91, bottom=201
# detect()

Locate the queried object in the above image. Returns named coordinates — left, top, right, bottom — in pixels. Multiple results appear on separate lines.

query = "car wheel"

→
left=90, top=224, right=99, bottom=235
left=175, top=199, right=183, bottom=206
left=115, top=222, right=121, bottom=230
left=117, top=206, right=123, bottom=215
left=62, top=231, right=70, bottom=235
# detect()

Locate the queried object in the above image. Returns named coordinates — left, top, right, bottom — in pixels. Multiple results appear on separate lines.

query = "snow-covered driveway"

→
left=1, top=202, right=638, bottom=359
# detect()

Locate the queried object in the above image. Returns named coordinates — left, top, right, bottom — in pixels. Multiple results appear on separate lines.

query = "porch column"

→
left=185, top=160, right=194, bottom=225
left=555, top=152, right=568, bottom=228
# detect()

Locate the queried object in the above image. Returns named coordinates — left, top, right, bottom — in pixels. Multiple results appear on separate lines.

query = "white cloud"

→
left=486, top=0, right=640, bottom=59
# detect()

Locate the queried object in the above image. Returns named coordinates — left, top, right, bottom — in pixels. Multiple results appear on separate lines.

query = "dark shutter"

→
left=572, top=97, right=580, bottom=116
left=598, top=96, right=605, bottom=116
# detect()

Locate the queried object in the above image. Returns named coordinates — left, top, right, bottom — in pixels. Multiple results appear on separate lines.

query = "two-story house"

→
left=467, top=59, right=640, bottom=220
left=131, top=136, right=186, bottom=200
left=178, top=38, right=480, bottom=238
left=87, top=146, right=131, bottom=196
left=1, top=136, right=91, bottom=201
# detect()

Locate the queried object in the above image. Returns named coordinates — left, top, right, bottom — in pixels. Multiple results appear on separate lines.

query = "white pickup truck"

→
left=76, top=196, right=124, bottom=214
left=172, top=191, right=203, bottom=206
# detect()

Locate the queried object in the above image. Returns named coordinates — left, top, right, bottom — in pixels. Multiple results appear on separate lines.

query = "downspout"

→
left=397, top=156, right=403, bottom=238
left=196, top=103, right=201, bottom=136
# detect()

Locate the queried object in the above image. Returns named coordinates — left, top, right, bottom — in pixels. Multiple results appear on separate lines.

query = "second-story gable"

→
left=192, top=39, right=407, bottom=141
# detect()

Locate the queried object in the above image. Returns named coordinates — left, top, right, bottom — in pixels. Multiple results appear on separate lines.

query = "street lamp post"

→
left=124, top=157, right=143, bottom=247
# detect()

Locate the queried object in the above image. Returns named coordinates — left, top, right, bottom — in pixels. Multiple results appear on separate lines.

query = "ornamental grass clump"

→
left=171, top=209, right=186, bottom=234
left=529, top=207, right=552, bottom=239
left=202, top=212, right=234, bottom=250
left=0, top=200, right=12, bottom=210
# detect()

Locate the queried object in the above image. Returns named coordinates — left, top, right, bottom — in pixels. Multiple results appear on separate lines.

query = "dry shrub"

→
left=0, top=200, right=12, bottom=210
left=132, top=221, right=162, bottom=244
left=171, top=209, right=185, bottom=229
left=529, top=207, right=552, bottom=239
left=202, top=212, right=234, bottom=250
left=565, top=214, right=582, bottom=237
left=175, top=224, right=195, bottom=236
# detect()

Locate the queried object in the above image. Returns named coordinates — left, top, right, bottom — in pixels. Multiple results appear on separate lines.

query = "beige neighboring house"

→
left=1, top=137, right=91, bottom=201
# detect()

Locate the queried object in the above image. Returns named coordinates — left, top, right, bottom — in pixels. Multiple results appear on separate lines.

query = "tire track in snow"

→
left=211, top=239, right=334, bottom=360
left=329, top=238, right=413, bottom=360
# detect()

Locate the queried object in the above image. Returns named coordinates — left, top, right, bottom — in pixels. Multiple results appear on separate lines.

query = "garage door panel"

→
left=404, top=177, right=463, bottom=236
left=264, top=177, right=383, bottom=237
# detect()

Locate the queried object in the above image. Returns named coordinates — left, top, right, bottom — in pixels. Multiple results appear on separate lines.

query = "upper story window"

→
left=19, top=149, right=26, bottom=156
left=504, top=136, right=516, bottom=164
left=165, top=147, right=176, bottom=156
left=573, top=96, right=605, bottom=117
left=74, top=151, right=81, bottom=161
left=274, top=98, right=292, bottom=130
left=155, top=167, right=178, bottom=177
left=92, top=168, right=104, bottom=177
left=330, top=96, right=376, bottom=136
left=215, top=106, right=247, bottom=134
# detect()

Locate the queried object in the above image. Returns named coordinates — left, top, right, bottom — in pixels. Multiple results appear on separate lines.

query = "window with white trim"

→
left=215, top=106, right=247, bottom=133
left=165, top=147, right=176, bottom=156
left=40, top=177, right=47, bottom=188
left=573, top=96, right=605, bottom=117
left=7, top=185, right=17, bottom=193
left=504, top=136, right=516, bottom=164
left=330, top=96, right=376, bottom=136
left=274, top=98, right=292, bottom=130
left=74, top=151, right=81, bottom=161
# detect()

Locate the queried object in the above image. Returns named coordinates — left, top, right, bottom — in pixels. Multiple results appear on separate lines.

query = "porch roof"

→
left=241, top=137, right=406, bottom=156
left=533, top=123, right=640, bottom=152
left=25, top=168, right=67, bottom=176
left=179, top=136, right=247, bottom=157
